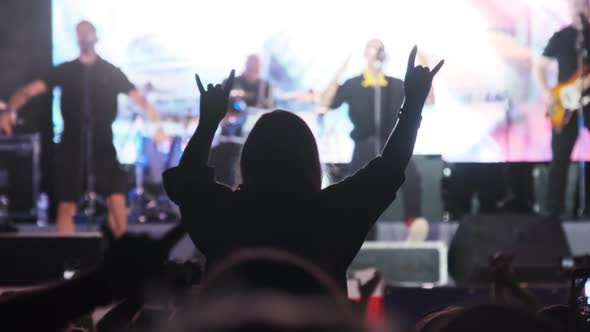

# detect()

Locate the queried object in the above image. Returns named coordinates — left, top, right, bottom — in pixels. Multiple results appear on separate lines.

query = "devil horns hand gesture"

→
left=98, top=224, right=186, bottom=300
left=403, top=46, right=444, bottom=113
left=195, top=70, right=235, bottom=126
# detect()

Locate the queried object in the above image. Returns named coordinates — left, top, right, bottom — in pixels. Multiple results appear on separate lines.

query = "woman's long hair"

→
left=240, top=110, right=322, bottom=193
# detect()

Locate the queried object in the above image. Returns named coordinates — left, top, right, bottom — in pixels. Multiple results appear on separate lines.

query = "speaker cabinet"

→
left=0, top=233, right=104, bottom=286
left=448, top=214, right=571, bottom=285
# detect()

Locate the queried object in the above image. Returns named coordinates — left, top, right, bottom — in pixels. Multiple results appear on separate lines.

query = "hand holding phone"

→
left=570, top=268, right=590, bottom=329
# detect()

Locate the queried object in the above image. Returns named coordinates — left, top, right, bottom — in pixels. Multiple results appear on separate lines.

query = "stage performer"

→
left=534, top=0, right=590, bottom=217
left=0, top=21, right=163, bottom=237
left=210, top=54, right=274, bottom=188
left=320, top=39, right=426, bottom=235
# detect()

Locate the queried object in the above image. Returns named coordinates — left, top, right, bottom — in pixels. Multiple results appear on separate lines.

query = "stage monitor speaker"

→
left=0, top=134, right=40, bottom=221
left=381, top=155, right=444, bottom=222
left=448, top=214, right=571, bottom=285
left=349, top=241, right=448, bottom=286
left=0, top=233, right=104, bottom=286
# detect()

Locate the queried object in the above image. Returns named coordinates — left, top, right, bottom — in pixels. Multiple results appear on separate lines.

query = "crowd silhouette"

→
left=163, top=47, right=440, bottom=291
left=0, top=46, right=586, bottom=332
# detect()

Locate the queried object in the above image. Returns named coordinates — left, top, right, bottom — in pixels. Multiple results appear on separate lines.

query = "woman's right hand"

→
left=403, top=46, right=443, bottom=113
left=195, top=70, right=235, bottom=126
left=97, top=224, right=185, bottom=300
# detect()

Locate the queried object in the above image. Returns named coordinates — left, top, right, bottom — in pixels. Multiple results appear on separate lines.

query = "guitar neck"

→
left=573, top=65, right=590, bottom=91
left=583, top=73, right=590, bottom=91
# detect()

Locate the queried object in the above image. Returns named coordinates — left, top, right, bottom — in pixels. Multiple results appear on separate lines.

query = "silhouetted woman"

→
left=163, top=47, right=443, bottom=292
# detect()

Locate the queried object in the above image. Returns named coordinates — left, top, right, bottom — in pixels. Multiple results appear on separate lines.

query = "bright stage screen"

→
left=52, top=0, right=590, bottom=163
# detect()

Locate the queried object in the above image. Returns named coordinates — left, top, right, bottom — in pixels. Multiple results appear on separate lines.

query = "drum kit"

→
left=118, top=111, right=188, bottom=224
left=121, top=92, right=333, bottom=223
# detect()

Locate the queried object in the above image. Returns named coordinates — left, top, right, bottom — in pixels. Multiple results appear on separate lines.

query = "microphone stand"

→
left=78, top=65, right=104, bottom=230
left=373, top=62, right=383, bottom=156
left=126, top=112, right=152, bottom=223
left=497, top=92, right=515, bottom=211
left=576, top=18, right=587, bottom=218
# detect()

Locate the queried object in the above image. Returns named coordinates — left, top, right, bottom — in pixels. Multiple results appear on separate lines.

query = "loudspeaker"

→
left=0, top=134, right=41, bottom=221
left=0, top=233, right=104, bottom=286
left=532, top=163, right=580, bottom=217
left=349, top=241, right=448, bottom=286
left=448, top=214, right=571, bottom=285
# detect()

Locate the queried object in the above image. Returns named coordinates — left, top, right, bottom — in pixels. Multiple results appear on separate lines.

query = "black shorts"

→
left=54, top=145, right=128, bottom=202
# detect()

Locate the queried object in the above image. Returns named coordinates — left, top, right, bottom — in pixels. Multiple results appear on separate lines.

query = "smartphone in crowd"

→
left=569, top=268, right=590, bottom=330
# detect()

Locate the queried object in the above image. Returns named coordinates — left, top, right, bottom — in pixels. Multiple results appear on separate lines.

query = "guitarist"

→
left=535, top=0, right=590, bottom=217
left=210, top=54, right=274, bottom=188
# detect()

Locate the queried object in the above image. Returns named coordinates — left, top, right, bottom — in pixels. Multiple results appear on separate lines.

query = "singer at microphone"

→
left=579, top=12, right=590, bottom=29
left=320, top=38, right=426, bottom=237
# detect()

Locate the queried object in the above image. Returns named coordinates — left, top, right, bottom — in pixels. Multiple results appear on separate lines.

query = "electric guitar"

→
left=548, top=65, right=590, bottom=129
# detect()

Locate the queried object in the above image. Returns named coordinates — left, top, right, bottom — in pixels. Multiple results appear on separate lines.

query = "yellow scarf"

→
left=361, top=69, right=388, bottom=87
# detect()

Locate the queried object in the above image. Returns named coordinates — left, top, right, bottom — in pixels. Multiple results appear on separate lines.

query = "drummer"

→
left=209, top=54, right=275, bottom=188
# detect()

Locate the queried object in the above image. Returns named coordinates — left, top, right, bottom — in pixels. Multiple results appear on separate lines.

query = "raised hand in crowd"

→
left=381, top=46, right=443, bottom=167
left=402, top=46, right=444, bottom=117
left=97, top=223, right=186, bottom=300
left=0, top=224, right=185, bottom=332
left=196, top=70, right=235, bottom=126
left=490, top=253, right=540, bottom=311
left=178, top=70, right=235, bottom=169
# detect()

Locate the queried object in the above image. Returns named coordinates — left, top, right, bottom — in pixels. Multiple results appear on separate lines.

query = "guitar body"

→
left=547, top=98, right=574, bottom=129
left=549, top=65, right=590, bottom=129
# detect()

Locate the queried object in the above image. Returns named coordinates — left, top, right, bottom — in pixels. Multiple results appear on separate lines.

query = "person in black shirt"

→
left=163, top=47, right=443, bottom=292
left=209, top=54, right=274, bottom=188
left=322, top=39, right=423, bottom=228
left=1, top=21, right=163, bottom=237
left=323, top=40, right=405, bottom=171
left=535, top=0, right=590, bottom=217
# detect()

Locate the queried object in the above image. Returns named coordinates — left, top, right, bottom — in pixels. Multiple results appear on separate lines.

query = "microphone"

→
left=373, top=47, right=386, bottom=71
left=366, top=44, right=386, bottom=70
left=372, top=60, right=383, bottom=71
left=376, top=46, right=386, bottom=65
left=580, top=13, right=589, bottom=29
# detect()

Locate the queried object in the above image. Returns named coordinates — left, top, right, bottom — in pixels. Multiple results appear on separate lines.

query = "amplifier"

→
left=0, top=134, right=40, bottom=221
left=448, top=214, right=571, bottom=285
left=381, top=155, right=445, bottom=222
left=349, top=241, right=448, bottom=286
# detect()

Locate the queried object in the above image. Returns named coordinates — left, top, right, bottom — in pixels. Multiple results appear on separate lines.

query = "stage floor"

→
left=378, top=221, right=590, bottom=256
left=15, top=220, right=590, bottom=259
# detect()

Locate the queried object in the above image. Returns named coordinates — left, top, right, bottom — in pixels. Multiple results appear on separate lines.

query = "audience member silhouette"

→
left=193, top=248, right=345, bottom=300
left=415, top=306, right=463, bottom=332
left=168, top=248, right=371, bottom=332
left=0, top=224, right=184, bottom=332
left=537, top=304, right=577, bottom=332
left=163, top=46, right=443, bottom=291
left=439, top=304, right=559, bottom=332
